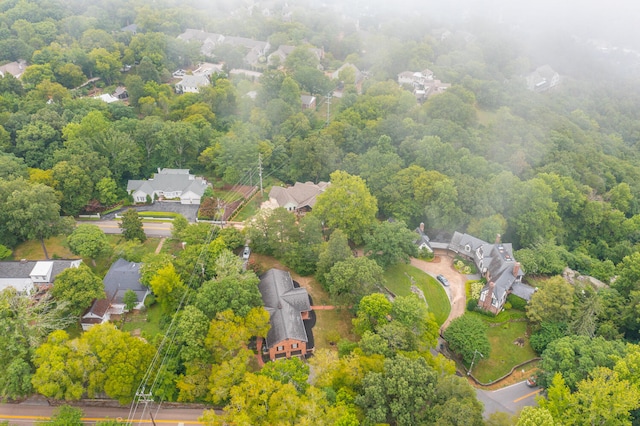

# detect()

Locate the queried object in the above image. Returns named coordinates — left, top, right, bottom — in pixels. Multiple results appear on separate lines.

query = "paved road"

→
left=476, top=380, right=542, bottom=417
left=0, top=402, right=206, bottom=425
left=409, top=256, right=473, bottom=330
left=92, top=220, right=173, bottom=237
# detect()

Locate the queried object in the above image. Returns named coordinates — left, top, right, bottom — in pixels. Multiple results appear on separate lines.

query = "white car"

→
left=242, top=246, right=251, bottom=260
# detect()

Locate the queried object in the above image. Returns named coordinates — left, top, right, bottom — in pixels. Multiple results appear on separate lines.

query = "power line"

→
left=127, top=162, right=269, bottom=424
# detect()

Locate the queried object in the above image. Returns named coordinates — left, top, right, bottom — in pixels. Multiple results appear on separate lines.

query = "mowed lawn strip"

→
left=467, top=311, right=537, bottom=383
left=383, top=263, right=451, bottom=326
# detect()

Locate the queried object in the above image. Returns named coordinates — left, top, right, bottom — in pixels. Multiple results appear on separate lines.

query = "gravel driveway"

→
left=410, top=256, right=470, bottom=332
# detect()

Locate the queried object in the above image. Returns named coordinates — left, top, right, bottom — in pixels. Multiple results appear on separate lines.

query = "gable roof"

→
left=450, top=232, right=527, bottom=301
left=268, top=181, right=329, bottom=210
left=103, top=258, right=146, bottom=304
left=259, top=269, right=310, bottom=348
left=414, top=226, right=432, bottom=250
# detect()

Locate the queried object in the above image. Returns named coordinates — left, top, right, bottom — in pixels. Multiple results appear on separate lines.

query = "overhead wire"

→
left=128, top=156, right=285, bottom=424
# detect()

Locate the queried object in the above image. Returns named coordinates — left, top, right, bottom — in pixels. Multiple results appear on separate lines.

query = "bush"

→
left=467, top=280, right=484, bottom=300
left=506, top=294, right=527, bottom=310
left=337, top=339, right=357, bottom=357
left=503, top=302, right=512, bottom=310
left=419, top=248, right=434, bottom=260
left=144, top=293, right=156, bottom=308
left=467, top=298, right=478, bottom=311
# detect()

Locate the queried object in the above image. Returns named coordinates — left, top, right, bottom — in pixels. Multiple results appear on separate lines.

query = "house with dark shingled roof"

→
left=449, top=232, right=534, bottom=314
left=81, top=259, right=148, bottom=330
left=258, top=269, right=312, bottom=361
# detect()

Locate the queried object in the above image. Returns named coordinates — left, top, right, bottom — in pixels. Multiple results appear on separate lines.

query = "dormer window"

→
left=465, top=244, right=471, bottom=252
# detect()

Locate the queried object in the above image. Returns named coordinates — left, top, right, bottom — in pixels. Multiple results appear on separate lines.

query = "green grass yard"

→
left=233, top=192, right=265, bottom=222
left=121, top=303, right=163, bottom=340
left=383, top=263, right=451, bottom=326
left=466, top=311, right=537, bottom=383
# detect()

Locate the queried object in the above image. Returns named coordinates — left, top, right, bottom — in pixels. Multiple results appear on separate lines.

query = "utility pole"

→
left=258, top=153, right=263, bottom=196
left=325, top=91, right=331, bottom=126
left=467, top=349, right=484, bottom=376
left=129, top=387, right=154, bottom=425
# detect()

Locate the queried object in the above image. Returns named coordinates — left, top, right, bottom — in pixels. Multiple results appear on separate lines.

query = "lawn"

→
left=12, top=236, right=75, bottom=260
left=383, top=263, right=451, bottom=326
left=233, top=192, right=266, bottom=222
left=121, top=303, right=163, bottom=340
left=466, top=311, right=538, bottom=383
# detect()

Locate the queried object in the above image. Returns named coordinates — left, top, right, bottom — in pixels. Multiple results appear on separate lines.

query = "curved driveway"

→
left=410, top=256, right=468, bottom=331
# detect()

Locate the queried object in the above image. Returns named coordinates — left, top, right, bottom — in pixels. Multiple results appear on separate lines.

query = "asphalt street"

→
left=476, top=380, right=542, bottom=417
left=0, top=402, right=206, bottom=425
left=92, top=220, right=173, bottom=237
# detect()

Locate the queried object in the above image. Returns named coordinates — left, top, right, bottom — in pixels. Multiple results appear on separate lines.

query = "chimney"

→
left=495, top=233, right=501, bottom=244
left=419, top=222, right=425, bottom=233
left=513, top=262, right=521, bottom=277
left=481, top=281, right=496, bottom=310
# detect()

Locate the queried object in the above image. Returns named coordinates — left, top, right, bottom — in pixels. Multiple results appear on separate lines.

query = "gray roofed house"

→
left=0, top=259, right=82, bottom=294
left=175, top=74, right=211, bottom=93
left=449, top=232, right=531, bottom=314
left=81, top=259, right=148, bottom=330
left=414, top=223, right=433, bottom=252
left=127, top=168, right=208, bottom=205
left=268, top=181, right=329, bottom=213
left=259, top=269, right=312, bottom=360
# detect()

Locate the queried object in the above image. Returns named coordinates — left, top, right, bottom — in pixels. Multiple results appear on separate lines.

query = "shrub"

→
left=504, top=302, right=512, bottom=310
left=467, top=298, right=478, bottom=311
left=506, top=294, right=527, bottom=310
left=337, top=339, right=357, bottom=357
left=144, top=293, right=156, bottom=308
left=419, top=248, right=434, bottom=260
left=468, top=281, right=484, bottom=300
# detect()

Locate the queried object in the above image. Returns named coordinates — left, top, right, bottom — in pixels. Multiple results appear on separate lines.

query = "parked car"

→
left=436, top=274, right=449, bottom=286
left=242, top=246, right=251, bottom=260
left=526, top=376, right=537, bottom=387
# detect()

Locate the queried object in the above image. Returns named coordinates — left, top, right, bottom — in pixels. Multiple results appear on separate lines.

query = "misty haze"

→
left=1, top=0, right=640, bottom=425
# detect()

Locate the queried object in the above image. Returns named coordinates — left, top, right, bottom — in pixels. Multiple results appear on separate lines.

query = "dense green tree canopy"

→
left=314, top=170, right=378, bottom=245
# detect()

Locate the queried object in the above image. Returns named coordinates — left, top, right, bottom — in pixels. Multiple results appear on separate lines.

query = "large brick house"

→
left=449, top=232, right=534, bottom=314
left=258, top=269, right=313, bottom=361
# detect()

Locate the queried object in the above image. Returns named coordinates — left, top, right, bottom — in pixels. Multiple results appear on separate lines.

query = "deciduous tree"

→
left=148, top=263, right=186, bottom=315
left=50, top=264, right=105, bottom=317
left=356, top=355, right=437, bottom=426
left=526, top=276, right=574, bottom=326
left=325, top=256, right=385, bottom=306
left=119, top=208, right=146, bottom=242
left=67, top=224, right=111, bottom=265
left=314, top=171, right=378, bottom=245
left=443, top=314, right=490, bottom=365
left=364, top=220, right=418, bottom=268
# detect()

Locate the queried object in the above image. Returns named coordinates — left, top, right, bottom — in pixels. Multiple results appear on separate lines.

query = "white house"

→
left=127, top=168, right=208, bottom=205
left=0, top=259, right=82, bottom=295
left=175, top=74, right=211, bottom=93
